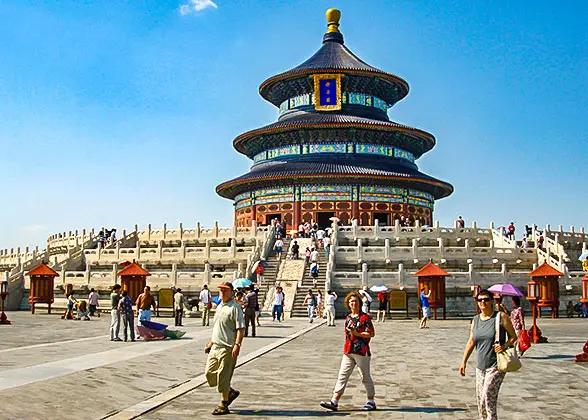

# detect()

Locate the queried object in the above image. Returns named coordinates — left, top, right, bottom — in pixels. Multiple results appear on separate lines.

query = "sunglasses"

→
left=477, top=298, right=491, bottom=302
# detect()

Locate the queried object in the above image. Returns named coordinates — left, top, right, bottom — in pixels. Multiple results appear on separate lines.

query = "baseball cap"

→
left=218, top=282, right=234, bottom=290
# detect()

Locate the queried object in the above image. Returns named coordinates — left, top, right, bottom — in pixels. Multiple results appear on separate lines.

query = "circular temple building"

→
left=217, top=9, right=453, bottom=229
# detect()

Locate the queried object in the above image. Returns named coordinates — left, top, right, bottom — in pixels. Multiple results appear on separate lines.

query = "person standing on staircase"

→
left=200, top=284, right=212, bottom=326
left=323, top=235, right=331, bottom=259
left=311, top=262, right=319, bottom=288
left=274, top=237, right=284, bottom=260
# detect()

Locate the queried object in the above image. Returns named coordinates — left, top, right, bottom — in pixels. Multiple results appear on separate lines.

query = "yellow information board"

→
left=158, top=289, right=174, bottom=317
left=388, top=290, right=409, bottom=318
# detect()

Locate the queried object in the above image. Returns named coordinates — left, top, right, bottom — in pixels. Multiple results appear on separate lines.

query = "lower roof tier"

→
left=233, top=113, right=436, bottom=159
left=216, top=160, right=453, bottom=200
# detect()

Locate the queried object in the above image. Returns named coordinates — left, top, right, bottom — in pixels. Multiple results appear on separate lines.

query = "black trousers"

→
left=175, top=309, right=183, bottom=326
left=244, top=308, right=256, bottom=337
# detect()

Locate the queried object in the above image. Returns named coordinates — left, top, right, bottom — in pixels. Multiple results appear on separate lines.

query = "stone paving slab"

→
left=0, top=312, right=316, bottom=420
left=141, top=318, right=588, bottom=420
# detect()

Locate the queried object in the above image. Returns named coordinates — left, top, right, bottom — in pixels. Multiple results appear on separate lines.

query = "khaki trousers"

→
left=205, top=344, right=237, bottom=394
left=333, top=353, right=375, bottom=396
left=202, top=306, right=211, bottom=326
left=326, top=305, right=336, bottom=326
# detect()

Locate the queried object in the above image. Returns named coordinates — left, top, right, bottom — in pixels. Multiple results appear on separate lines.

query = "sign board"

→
left=158, top=289, right=174, bottom=317
left=388, top=290, right=409, bottom=318
left=389, top=290, right=408, bottom=310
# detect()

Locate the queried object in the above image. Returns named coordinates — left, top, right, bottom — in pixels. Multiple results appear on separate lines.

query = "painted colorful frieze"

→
left=253, top=143, right=415, bottom=164
left=279, top=91, right=388, bottom=115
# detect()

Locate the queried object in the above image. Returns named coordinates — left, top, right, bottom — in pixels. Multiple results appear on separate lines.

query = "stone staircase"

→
left=291, top=257, right=327, bottom=317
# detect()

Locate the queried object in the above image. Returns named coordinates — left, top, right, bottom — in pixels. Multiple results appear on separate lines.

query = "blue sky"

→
left=0, top=0, right=586, bottom=249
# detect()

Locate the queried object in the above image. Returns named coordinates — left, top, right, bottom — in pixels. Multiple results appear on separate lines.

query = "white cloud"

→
left=179, top=0, right=218, bottom=15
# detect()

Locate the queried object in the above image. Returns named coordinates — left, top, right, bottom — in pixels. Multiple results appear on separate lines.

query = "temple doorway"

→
left=317, top=212, right=335, bottom=229
left=265, top=214, right=281, bottom=225
left=374, top=212, right=390, bottom=226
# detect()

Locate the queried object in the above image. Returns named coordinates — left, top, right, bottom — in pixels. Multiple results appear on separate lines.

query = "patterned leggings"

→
left=475, top=367, right=505, bottom=420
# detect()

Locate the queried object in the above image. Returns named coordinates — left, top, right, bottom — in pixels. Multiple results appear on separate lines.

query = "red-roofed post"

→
left=26, top=263, right=59, bottom=314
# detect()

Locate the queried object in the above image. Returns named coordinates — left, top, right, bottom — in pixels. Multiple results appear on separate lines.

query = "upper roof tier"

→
left=259, top=9, right=409, bottom=108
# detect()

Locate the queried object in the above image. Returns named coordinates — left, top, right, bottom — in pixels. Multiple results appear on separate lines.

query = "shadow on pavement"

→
left=524, top=354, right=574, bottom=360
left=235, top=410, right=348, bottom=416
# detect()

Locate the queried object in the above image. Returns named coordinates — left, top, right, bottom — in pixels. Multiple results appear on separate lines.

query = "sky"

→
left=0, top=0, right=587, bottom=250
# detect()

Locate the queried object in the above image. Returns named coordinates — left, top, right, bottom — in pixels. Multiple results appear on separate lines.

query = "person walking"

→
left=243, top=285, right=257, bottom=337
left=88, top=288, right=100, bottom=317
left=273, top=237, right=284, bottom=260
left=200, top=284, right=212, bottom=326
left=310, top=262, right=319, bottom=288
left=271, top=286, right=284, bottom=322
left=316, top=290, right=324, bottom=319
left=110, top=285, right=122, bottom=341
left=323, top=235, right=331, bottom=259
left=255, top=262, right=265, bottom=283
left=174, top=288, right=185, bottom=327
left=135, top=286, right=157, bottom=327
left=310, top=247, right=320, bottom=264
left=419, top=287, right=432, bottom=329
left=510, top=296, right=526, bottom=354
left=325, top=290, right=338, bottom=326
left=304, top=247, right=311, bottom=265
left=204, top=282, right=245, bottom=416
left=376, top=290, right=388, bottom=322
left=460, top=289, right=517, bottom=420
left=302, top=289, right=317, bottom=323
left=320, top=291, right=376, bottom=412
left=118, top=290, right=135, bottom=342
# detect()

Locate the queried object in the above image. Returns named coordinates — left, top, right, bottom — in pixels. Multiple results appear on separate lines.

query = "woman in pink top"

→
left=510, top=296, right=525, bottom=353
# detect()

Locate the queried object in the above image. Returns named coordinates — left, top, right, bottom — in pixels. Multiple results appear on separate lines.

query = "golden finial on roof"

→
left=326, top=8, right=341, bottom=33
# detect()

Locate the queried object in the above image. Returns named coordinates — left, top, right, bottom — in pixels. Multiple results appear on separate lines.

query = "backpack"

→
left=311, top=265, right=318, bottom=275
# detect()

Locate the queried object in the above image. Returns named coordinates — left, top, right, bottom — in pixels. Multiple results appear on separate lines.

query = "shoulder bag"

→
left=495, top=313, right=522, bottom=373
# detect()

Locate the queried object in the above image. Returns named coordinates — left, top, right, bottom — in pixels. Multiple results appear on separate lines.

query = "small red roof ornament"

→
left=117, top=262, right=151, bottom=277
left=26, top=262, right=59, bottom=277
left=527, top=262, right=564, bottom=277
left=413, top=261, right=449, bottom=277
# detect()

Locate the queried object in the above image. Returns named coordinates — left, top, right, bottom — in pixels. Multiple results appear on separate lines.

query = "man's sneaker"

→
left=227, top=388, right=240, bottom=406
left=320, top=400, right=338, bottom=411
left=361, top=401, right=377, bottom=411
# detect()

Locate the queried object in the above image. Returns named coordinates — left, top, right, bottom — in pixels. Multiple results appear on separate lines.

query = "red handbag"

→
left=519, top=330, right=531, bottom=351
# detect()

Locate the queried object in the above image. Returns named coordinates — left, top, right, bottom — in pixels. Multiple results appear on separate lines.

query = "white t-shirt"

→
left=275, top=239, right=284, bottom=248
left=323, top=237, right=331, bottom=247
left=199, top=289, right=211, bottom=304
left=325, top=293, right=337, bottom=306
left=311, top=250, right=319, bottom=262
left=317, top=230, right=325, bottom=240
left=88, top=292, right=99, bottom=305
left=272, top=292, right=284, bottom=306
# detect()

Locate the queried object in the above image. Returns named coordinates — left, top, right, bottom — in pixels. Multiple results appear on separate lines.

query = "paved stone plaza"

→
left=1, top=312, right=586, bottom=419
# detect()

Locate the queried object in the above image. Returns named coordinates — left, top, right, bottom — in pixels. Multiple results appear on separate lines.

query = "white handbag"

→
left=495, top=313, right=522, bottom=373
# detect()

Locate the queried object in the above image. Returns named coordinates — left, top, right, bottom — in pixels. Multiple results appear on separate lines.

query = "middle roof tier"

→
left=233, top=113, right=436, bottom=159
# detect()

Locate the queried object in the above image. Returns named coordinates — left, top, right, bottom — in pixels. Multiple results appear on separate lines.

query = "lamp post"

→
left=527, top=278, right=546, bottom=343
left=0, top=280, right=11, bottom=325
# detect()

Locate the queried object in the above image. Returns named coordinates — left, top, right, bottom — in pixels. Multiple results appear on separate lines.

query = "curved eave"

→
left=259, top=68, right=409, bottom=107
left=217, top=173, right=453, bottom=201
left=233, top=120, right=436, bottom=158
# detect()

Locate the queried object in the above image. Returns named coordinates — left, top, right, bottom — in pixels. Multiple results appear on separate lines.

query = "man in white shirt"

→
left=174, top=288, right=185, bottom=327
left=88, top=288, right=100, bottom=317
left=310, top=248, right=320, bottom=264
left=325, top=290, right=338, bottom=326
left=200, top=284, right=212, bottom=326
left=323, top=236, right=331, bottom=259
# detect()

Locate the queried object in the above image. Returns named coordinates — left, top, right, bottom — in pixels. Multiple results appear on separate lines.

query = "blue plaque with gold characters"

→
left=313, top=73, right=342, bottom=111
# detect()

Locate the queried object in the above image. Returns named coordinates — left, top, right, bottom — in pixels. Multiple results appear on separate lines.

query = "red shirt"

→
left=343, top=312, right=374, bottom=356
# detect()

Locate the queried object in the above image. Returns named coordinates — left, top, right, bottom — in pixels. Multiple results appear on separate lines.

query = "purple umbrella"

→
left=488, top=284, right=525, bottom=297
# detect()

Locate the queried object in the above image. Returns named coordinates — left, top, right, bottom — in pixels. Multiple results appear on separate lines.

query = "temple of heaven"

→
left=217, top=8, right=453, bottom=229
